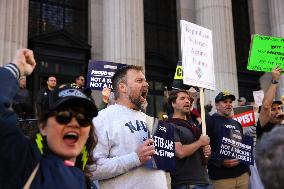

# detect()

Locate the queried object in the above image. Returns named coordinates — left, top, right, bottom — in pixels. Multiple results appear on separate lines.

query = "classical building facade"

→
left=0, top=0, right=283, bottom=116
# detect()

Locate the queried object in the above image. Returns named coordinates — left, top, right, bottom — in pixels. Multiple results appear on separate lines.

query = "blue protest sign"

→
left=145, top=120, right=176, bottom=172
left=86, top=60, right=126, bottom=90
left=217, top=127, right=254, bottom=165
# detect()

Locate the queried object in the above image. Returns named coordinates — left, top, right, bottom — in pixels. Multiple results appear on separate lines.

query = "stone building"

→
left=0, top=0, right=283, bottom=116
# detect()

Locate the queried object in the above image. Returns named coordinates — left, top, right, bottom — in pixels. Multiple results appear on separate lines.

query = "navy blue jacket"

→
left=0, top=67, right=88, bottom=189
left=206, top=113, right=250, bottom=180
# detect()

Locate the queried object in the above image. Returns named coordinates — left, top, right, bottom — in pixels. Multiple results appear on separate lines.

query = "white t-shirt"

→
left=91, top=104, right=168, bottom=189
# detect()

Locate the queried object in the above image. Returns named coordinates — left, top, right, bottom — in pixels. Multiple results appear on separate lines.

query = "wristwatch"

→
left=271, top=80, right=279, bottom=84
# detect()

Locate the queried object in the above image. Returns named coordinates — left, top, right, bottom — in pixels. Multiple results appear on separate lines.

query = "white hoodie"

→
left=91, top=104, right=168, bottom=189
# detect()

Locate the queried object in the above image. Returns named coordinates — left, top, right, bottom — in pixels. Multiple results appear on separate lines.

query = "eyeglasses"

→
left=53, top=110, right=92, bottom=127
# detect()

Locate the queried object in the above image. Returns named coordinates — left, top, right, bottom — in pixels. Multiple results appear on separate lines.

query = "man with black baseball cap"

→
left=205, top=91, right=250, bottom=189
left=256, top=66, right=284, bottom=139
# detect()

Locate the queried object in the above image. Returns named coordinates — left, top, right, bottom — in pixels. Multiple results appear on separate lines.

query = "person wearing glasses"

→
left=0, top=49, right=98, bottom=189
left=90, top=65, right=168, bottom=189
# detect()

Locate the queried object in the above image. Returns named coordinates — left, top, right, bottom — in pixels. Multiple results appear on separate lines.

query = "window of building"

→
left=29, top=0, right=88, bottom=41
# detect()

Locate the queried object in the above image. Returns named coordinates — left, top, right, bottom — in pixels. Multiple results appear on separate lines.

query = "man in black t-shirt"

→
left=167, top=89, right=211, bottom=189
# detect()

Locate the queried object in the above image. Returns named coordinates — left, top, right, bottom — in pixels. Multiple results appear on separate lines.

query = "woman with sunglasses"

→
left=0, top=49, right=98, bottom=189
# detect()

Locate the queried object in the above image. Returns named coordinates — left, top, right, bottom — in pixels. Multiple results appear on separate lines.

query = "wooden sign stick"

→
left=199, top=87, right=206, bottom=135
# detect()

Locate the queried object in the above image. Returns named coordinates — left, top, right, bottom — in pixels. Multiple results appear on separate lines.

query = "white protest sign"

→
left=253, top=90, right=264, bottom=106
left=180, top=20, right=215, bottom=90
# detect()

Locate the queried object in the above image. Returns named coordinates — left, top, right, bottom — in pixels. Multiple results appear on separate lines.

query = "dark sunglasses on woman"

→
left=53, top=110, right=92, bottom=127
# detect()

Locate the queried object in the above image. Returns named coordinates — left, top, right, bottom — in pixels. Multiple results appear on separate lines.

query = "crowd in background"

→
left=1, top=49, right=284, bottom=189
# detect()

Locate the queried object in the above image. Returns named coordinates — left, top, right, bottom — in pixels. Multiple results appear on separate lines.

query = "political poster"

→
left=180, top=20, right=215, bottom=90
left=253, top=90, right=264, bottom=106
left=86, top=60, right=126, bottom=90
left=233, top=106, right=256, bottom=127
left=145, top=121, right=176, bottom=172
left=217, top=127, right=254, bottom=165
left=247, top=35, right=284, bottom=72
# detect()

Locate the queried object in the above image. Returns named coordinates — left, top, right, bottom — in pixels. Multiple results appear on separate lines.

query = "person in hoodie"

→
left=91, top=65, right=168, bottom=189
left=206, top=91, right=250, bottom=189
left=0, top=49, right=98, bottom=189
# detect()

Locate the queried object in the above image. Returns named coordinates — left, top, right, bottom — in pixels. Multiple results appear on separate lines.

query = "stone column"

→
left=101, top=0, right=145, bottom=68
left=89, top=0, right=145, bottom=105
left=89, top=0, right=103, bottom=61
left=195, top=0, right=239, bottom=104
left=268, top=0, right=284, bottom=98
left=0, top=0, right=28, bottom=66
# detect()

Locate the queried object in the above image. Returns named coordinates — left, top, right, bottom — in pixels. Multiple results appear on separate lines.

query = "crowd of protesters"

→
left=1, top=49, right=284, bottom=189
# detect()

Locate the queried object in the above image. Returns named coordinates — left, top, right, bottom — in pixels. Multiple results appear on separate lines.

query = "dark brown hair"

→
left=112, top=65, right=143, bottom=99
left=37, top=103, right=97, bottom=177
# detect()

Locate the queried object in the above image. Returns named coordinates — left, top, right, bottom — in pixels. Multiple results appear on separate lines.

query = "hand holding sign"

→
left=136, top=139, right=155, bottom=165
left=202, top=145, right=211, bottom=157
left=197, top=135, right=210, bottom=146
left=272, top=66, right=282, bottom=80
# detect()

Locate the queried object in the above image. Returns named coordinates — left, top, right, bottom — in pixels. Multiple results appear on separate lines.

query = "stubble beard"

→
left=129, top=95, right=142, bottom=110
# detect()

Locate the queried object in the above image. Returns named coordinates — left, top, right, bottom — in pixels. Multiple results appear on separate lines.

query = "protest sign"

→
left=86, top=60, right=126, bottom=90
left=233, top=106, right=256, bottom=127
left=145, top=121, right=175, bottom=172
left=253, top=90, right=264, bottom=106
left=180, top=20, right=215, bottom=90
left=247, top=35, right=284, bottom=72
left=174, top=61, right=183, bottom=80
left=217, top=127, right=254, bottom=165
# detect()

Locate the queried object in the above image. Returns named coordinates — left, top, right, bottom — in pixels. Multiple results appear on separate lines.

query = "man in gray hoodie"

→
left=91, top=65, right=168, bottom=189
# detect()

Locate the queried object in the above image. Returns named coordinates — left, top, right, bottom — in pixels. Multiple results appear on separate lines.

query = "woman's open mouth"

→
left=63, top=132, right=79, bottom=145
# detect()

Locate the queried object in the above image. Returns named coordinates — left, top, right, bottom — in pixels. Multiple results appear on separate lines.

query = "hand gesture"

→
left=272, top=66, right=282, bottom=81
left=136, top=139, right=155, bottom=165
left=12, top=49, right=36, bottom=76
left=223, top=159, right=239, bottom=168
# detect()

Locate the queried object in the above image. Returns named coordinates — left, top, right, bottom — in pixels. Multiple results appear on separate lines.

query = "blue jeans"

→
left=175, top=184, right=212, bottom=189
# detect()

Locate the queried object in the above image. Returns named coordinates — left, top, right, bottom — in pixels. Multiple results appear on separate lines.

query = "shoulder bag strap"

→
left=23, top=163, right=40, bottom=189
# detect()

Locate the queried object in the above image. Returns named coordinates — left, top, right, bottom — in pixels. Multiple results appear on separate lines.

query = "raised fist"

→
left=12, top=49, right=36, bottom=76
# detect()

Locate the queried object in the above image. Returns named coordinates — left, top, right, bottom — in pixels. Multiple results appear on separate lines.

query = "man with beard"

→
left=256, top=66, right=284, bottom=139
left=206, top=92, right=250, bottom=189
left=167, top=89, right=211, bottom=189
left=91, top=65, right=168, bottom=189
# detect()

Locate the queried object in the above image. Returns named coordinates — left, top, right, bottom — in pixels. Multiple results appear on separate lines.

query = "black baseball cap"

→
left=215, top=91, right=236, bottom=103
left=272, top=100, right=283, bottom=105
left=48, top=87, right=98, bottom=117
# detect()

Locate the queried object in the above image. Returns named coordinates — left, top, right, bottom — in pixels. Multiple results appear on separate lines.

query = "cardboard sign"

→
left=247, top=35, right=284, bottom=72
left=180, top=20, right=215, bottom=90
left=218, top=127, right=254, bottom=165
left=253, top=90, right=264, bottom=106
left=233, top=106, right=256, bottom=127
left=145, top=121, right=175, bottom=172
left=86, top=60, right=126, bottom=90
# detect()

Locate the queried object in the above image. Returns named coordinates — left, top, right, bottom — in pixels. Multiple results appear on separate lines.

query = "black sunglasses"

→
left=53, top=110, right=92, bottom=127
